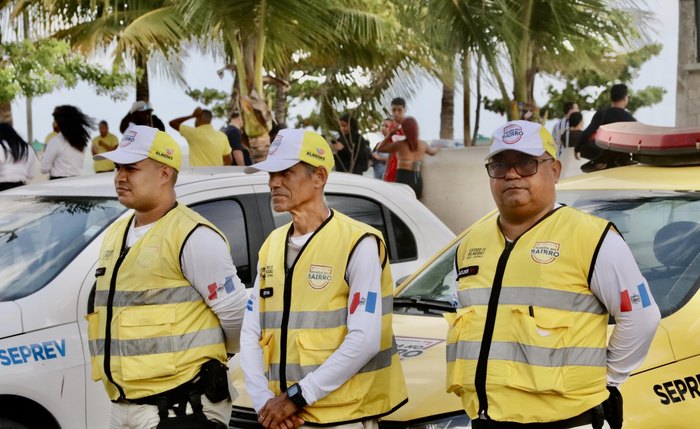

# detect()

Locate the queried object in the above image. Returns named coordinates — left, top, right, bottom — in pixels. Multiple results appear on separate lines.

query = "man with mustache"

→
left=240, top=129, right=407, bottom=429
left=89, top=126, right=248, bottom=428
left=446, top=121, right=660, bottom=429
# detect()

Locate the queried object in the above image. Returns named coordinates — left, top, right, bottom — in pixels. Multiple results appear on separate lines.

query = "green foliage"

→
left=0, top=39, right=133, bottom=103
left=185, top=87, right=230, bottom=119
left=543, top=43, right=665, bottom=116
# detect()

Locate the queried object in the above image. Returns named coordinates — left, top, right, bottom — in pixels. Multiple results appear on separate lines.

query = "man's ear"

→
left=314, top=166, right=329, bottom=188
left=552, top=159, right=562, bottom=183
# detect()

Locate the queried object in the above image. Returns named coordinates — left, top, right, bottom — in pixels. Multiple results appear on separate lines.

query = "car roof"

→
left=557, top=164, right=700, bottom=191
left=2, top=167, right=418, bottom=199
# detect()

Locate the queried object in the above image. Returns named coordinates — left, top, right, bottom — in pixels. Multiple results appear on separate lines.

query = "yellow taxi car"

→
left=230, top=125, right=700, bottom=428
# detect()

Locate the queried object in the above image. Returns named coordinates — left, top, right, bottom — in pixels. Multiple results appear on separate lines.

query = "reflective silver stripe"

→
left=94, top=285, right=200, bottom=308
left=88, top=327, right=223, bottom=357
left=446, top=341, right=606, bottom=367
left=260, top=295, right=393, bottom=330
left=266, top=340, right=397, bottom=382
left=457, top=287, right=606, bottom=314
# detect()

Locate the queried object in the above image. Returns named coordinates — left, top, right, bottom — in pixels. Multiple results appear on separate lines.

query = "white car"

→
left=0, top=168, right=454, bottom=429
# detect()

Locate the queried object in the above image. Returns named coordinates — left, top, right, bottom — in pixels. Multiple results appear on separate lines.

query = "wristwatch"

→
left=287, top=383, right=307, bottom=409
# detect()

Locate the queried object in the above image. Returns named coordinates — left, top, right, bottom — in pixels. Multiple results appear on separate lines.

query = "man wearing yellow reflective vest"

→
left=88, top=126, right=248, bottom=428
left=240, top=129, right=407, bottom=429
left=446, top=121, right=661, bottom=429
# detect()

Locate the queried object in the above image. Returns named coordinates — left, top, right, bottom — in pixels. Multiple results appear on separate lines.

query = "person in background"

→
left=371, top=118, right=391, bottom=180
left=240, top=128, right=407, bottom=429
left=447, top=120, right=660, bottom=429
left=91, top=120, right=120, bottom=173
left=119, top=100, right=166, bottom=133
left=170, top=107, right=233, bottom=167
left=89, top=125, right=248, bottom=428
left=40, top=105, right=95, bottom=180
left=379, top=97, right=407, bottom=182
left=332, top=112, right=371, bottom=175
left=224, top=112, right=252, bottom=166
left=0, top=123, right=38, bottom=190
left=551, top=101, right=579, bottom=148
left=375, top=116, right=438, bottom=199
left=575, top=84, right=636, bottom=170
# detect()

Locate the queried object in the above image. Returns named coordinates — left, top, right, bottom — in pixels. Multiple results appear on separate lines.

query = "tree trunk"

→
left=439, top=82, right=454, bottom=139
left=135, top=51, right=149, bottom=102
left=273, top=70, right=290, bottom=126
left=0, top=101, right=12, bottom=125
left=472, top=54, right=482, bottom=145
left=462, top=52, right=471, bottom=147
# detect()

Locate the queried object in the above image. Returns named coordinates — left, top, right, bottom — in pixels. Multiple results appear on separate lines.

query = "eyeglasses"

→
left=485, top=158, right=554, bottom=179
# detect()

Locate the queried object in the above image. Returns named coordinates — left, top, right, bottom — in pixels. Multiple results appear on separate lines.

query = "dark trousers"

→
left=0, top=181, right=25, bottom=191
left=471, top=405, right=604, bottom=429
left=395, top=169, right=423, bottom=199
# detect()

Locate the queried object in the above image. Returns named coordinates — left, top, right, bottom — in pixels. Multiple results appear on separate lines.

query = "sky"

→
left=10, top=0, right=678, bottom=150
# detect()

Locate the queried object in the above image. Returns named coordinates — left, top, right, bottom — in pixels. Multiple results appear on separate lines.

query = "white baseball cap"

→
left=487, top=120, right=558, bottom=160
left=94, top=125, right=182, bottom=170
left=244, top=129, right=334, bottom=174
left=130, top=100, right=153, bottom=114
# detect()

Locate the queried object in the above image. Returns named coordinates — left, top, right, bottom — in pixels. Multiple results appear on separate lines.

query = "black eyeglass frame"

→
left=485, top=157, right=554, bottom=179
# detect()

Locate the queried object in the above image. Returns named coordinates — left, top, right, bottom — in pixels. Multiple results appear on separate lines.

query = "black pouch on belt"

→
left=199, top=359, right=230, bottom=403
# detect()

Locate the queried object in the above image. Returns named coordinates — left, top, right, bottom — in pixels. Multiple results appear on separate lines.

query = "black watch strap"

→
left=288, top=383, right=307, bottom=408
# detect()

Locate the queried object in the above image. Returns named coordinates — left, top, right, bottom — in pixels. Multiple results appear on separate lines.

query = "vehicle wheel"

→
left=0, top=418, right=29, bottom=429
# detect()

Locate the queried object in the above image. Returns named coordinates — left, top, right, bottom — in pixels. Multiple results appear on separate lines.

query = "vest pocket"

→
left=259, top=333, right=274, bottom=372
left=296, top=331, right=361, bottom=406
left=86, top=312, right=102, bottom=382
left=118, top=307, right=177, bottom=381
left=507, top=307, right=572, bottom=394
left=445, top=308, right=476, bottom=394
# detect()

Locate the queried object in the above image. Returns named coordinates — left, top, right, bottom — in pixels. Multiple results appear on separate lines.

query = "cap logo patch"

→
left=269, top=135, right=283, bottom=155
left=530, top=241, right=561, bottom=264
left=308, top=264, right=333, bottom=289
left=502, top=124, right=524, bottom=144
left=316, top=147, right=325, bottom=155
left=121, top=131, right=137, bottom=147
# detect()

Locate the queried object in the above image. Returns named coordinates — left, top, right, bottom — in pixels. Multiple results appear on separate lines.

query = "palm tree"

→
left=178, top=0, right=390, bottom=160
left=28, top=0, right=192, bottom=102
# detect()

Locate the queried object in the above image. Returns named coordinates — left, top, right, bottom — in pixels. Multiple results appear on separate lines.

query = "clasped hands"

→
left=257, top=393, right=305, bottom=429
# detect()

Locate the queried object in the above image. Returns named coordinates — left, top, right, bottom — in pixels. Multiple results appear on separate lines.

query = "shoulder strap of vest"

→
left=587, top=221, right=614, bottom=286
left=345, top=232, right=386, bottom=284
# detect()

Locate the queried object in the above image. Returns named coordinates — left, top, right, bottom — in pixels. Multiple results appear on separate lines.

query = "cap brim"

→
left=485, top=147, right=545, bottom=160
left=94, top=148, right=147, bottom=165
left=244, top=158, right=299, bottom=174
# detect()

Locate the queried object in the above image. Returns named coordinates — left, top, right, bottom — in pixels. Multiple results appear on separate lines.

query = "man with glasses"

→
left=446, top=120, right=660, bottom=429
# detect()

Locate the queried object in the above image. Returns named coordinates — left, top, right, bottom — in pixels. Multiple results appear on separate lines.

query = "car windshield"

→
left=0, top=196, right=125, bottom=301
left=396, top=190, right=700, bottom=317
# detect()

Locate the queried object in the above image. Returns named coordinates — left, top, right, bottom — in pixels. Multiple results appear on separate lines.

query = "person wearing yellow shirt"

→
left=169, top=107, right=233, bottom=167
left=91, top=120, right=120, bottom=173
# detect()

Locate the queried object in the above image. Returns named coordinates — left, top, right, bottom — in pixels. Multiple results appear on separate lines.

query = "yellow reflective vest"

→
left=257, top=210, right=407, bottom=424
left=446, top=206, right=612, bottom=423
left=87, top=204, right=227, bottom=400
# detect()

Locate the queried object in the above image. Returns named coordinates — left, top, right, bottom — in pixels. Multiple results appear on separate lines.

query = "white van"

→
left=0, top=169, right=454, bottom=428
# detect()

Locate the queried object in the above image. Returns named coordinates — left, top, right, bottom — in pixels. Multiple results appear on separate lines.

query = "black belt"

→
left=116, top=377, right=201, bottom=406
left=471, top=405, right=604, bottom=429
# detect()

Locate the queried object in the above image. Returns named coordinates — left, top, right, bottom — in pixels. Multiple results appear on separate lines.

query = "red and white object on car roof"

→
left=596, top=122, right=700, bottom=165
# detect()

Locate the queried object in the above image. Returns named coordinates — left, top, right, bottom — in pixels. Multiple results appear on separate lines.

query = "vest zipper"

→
left=104, top=245, right=129, bottom=400
left=475, top=240, right=515, bottom=419
left=279, top=267, right=293, bottom=391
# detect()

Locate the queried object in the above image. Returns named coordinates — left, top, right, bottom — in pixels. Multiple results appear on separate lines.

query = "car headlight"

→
left=387, top=413, right=471, bottom=429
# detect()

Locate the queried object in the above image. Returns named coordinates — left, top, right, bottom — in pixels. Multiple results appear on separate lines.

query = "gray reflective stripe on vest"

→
left=446, top=340, right=606, bottom=367
left=260, top=295, right=393, bottom=330
left=89, top=327, right=223, bottom=357
left=266, top=339, right=398, bottom=382
left=94, top=285, right=200, bottom=308
left=457, top=287, right=606, bottom=314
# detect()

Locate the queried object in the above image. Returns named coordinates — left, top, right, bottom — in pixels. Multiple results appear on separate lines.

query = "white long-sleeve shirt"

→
left=40, top=133, right=84, bottom=178
left=0, top=144, right=38, bottom=183
left=240, top=234, right=384, bottom=412
left=126, top=220, right=248, bottom=354
left=453, top=220, right=661, bottom=386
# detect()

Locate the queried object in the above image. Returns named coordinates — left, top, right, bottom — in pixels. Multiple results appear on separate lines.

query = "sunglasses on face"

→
left=485, top=157, right=554, bottom=179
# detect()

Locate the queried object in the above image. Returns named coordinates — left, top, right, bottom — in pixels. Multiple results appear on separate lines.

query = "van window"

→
left=271, top=194, right=417, bottom=264
left=190, top=199, right=251, bottom=285
left=0, top=196, right=125, bottom=301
